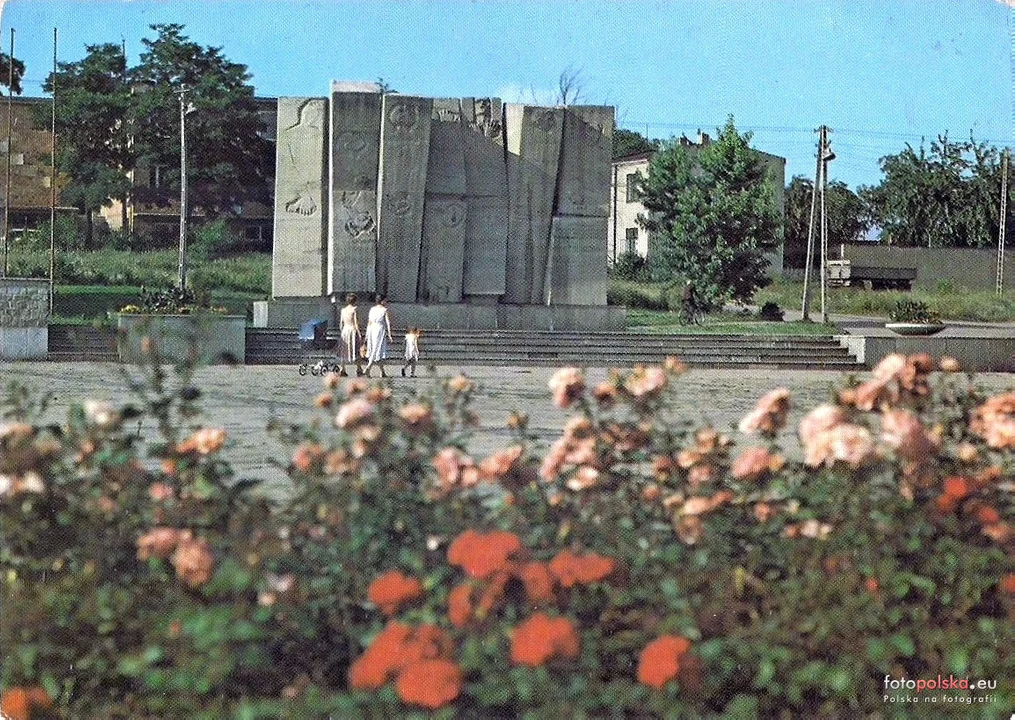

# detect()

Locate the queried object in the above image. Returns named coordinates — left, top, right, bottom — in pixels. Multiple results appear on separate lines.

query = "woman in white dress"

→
left=363, top=295, right=393, bottom=378
left=338, top=294, right=362, bottom=377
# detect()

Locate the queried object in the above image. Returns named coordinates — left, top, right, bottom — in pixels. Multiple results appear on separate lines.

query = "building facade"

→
left=609, top=133, right=786, bottom=273
left=2, top=95, right=276, bottom=249
left=0, top=97, right=74, bottom=242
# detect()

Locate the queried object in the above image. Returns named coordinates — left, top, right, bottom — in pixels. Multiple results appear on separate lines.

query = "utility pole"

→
left=800, top=130, right=822, bottom=320
left=2, top=28, right=14, bottom=278
left=177, top=85, right=192, bottom=290
left=998, top=148, right=1009, bottom=297
left=819, top=126, right=834, bottom=324
left=49, top=28, right=57, bottom=314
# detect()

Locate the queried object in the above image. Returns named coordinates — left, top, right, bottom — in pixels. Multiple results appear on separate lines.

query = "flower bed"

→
left=0, top=352, right=1012, bottom=717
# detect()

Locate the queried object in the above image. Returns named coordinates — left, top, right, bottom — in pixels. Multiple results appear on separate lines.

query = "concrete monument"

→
left=257, top=85, right=622, bottom=330
left=377, top=95, right=432, bottom=302
left=329, top=88, right=382, bottom=294
left=419, top=98, right=467, bottom=302
left=272, top=98, right=327, bottom=297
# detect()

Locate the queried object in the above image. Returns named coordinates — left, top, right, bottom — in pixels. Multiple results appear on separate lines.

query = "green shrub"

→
left=758, top=301, right=784, bottom=321
left=607, top=280, right=668, bottom=310
left=8, top=248, right=270, bottom=296
left=890, top=298, right=942, bottom=324
left=610, top=250, right=653, bottom=282
left=1, top=353, right=1012, bottom=716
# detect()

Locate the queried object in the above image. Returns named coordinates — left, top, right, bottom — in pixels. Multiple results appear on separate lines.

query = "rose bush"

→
left=0, top=350, right=1011, bottom=717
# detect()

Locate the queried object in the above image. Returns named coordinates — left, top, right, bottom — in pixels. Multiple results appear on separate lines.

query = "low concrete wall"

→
left=0, top=277, right=49, bottom=360
left=118, top=314, right=246, bottom=365
left=838, top=333, right=1015, bottom=372
left=253, top=299, right=626, bottom=331
left=840, top=244, right=1015, bottom=291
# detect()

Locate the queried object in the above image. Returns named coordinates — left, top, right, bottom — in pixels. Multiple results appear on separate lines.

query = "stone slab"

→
left=461, top=97, right=508, bottom=296
left=377, top=95, right=433, bottom=302
left=0, top=327, right=47, bottom=359
left=331, top=80, right=382, bottom=93
left=253, top=298, right=334, bottom=328
left=504, top=105, right=564, bottom=304
left=273, top=98, right=328, bottom=298
left=556, top=105, right=614, bottom=218
left=420, top=99, right=467, bottom=302
left=838, top=334, right=1015, bottom=372
left=329, top=91, right=383, bottom=295
left=253, top=299, right=624, bottom=331
left=546, top=216, right=609, bottom=306
left=0, top=278, right=49, bottom=328
left=117, top=315, right=246, bottom=365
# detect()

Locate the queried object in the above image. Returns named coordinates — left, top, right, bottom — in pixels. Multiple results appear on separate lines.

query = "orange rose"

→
left=1000, top=574, right=1015, bottom=594
left=519, top=562, right=556, bottom=604
left=548, top=367, right=585, bottom=409
left=137, top=527, right=185, bottom=561
left=447, top=530, right=522, bottom=579
left=942, top=476, right=970, bottom=500
left=510, top=613, right=580, bottom=666
left=348, top=621, right=414, bottom=690
left=548, top=550, right=614, bottom=588
left=447, top=583, right=474, bottom=627
left=171, top=534, right=215, bottom=588
left=368, top=570, right=425, bottom=616
left=637, top=635, right=692, bottom=689
left=395, top=659, right=462, bottom=709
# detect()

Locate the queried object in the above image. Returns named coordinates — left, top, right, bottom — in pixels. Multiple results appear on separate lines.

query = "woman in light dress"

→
left=363, top=295, right=393, bottom=378
left=338, top=294, right=362, bottom=377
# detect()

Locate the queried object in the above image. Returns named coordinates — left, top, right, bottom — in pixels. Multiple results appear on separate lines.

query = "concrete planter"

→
left=117, top=314, right=246, bottom=365
left=884, top=322, right=947, bottom=336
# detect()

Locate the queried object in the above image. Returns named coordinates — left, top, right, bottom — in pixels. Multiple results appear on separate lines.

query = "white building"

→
left=609, top=133, right=786, bottom=273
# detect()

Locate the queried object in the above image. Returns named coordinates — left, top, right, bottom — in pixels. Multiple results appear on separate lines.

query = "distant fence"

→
left=838, top=244, right=1015, bottom=292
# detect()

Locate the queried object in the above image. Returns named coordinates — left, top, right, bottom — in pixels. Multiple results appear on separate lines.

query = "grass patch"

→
left=608, top=279, right=671, bottom=310
left=52, top=284, right=264, bottom=323
left=627, top=308, right=839, bottom=335
left=9, top=248, right=270, bottom=295
left=756, top=279, right=1015, bottom=323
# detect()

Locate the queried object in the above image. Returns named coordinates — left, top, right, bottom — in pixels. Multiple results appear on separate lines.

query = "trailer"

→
left=825, top=260, right=916, bottom=290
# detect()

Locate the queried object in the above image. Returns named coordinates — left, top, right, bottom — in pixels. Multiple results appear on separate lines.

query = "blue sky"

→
left=1, top=0, right=1011, bottom=189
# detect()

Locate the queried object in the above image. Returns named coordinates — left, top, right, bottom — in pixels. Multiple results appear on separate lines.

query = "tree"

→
left=128, top=24, right=272, bottom=218
left=42, top=43, right=133, bottom=246
left=637, top=116, right=780, bottom=311
left=612, top=128, right=659, bottom=160
left=783, top=176, right=869, bottom=268
left=0, top=53, right=24, bottom=95
left=861, top=134, right=1008, bottom=248
left=555, top=64, right=585, bottom=106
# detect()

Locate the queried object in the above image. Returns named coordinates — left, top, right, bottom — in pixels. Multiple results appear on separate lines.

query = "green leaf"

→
left=889, top=633, right=915, bottom=657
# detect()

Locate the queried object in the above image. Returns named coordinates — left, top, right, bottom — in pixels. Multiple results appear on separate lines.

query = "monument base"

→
left=253, top=299, right=625, bottom=331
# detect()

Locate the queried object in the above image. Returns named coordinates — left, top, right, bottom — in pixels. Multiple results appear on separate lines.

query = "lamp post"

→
left=177, top=86, right=195, bottom=290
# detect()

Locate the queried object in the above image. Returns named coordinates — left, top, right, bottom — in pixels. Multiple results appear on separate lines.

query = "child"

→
left=401, top=327, right=421, bottom=377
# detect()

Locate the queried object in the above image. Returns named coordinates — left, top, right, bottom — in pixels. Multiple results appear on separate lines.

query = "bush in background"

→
left=609, top=250, right=653, bottom=283
left=9, top=248, right=270, bottom=297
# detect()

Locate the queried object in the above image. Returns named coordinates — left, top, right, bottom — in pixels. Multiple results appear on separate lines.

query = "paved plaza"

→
left=5, top=362, right=1014, bottom=495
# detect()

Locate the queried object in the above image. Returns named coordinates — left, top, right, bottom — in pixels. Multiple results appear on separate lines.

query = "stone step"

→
left=46, top=351, right=119, bottom=362
left=246, top=356, right=862, bottom=370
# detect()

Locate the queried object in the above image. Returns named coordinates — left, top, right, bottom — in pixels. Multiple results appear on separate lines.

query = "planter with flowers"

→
left=117, top=286, right=245, bottom=364
left=885, top=298, right=946, bottom=336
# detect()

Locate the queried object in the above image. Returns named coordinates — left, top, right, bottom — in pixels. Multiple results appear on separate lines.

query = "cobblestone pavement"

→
left=5, top=362, right=1013, bottom=495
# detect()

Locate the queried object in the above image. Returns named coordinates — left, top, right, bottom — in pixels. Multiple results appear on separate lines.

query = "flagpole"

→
left=49, top=28, right=58, bottom=313
left=2, top=28, right=14, bottom=277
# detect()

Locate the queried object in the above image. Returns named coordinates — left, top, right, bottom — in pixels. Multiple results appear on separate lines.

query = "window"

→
left=625, top=227, right=638, bottom=254
left=625, top=173, right=639, bottom=203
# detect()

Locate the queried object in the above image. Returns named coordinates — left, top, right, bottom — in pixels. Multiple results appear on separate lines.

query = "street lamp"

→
left=177, top=86, right=196, bottom=289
